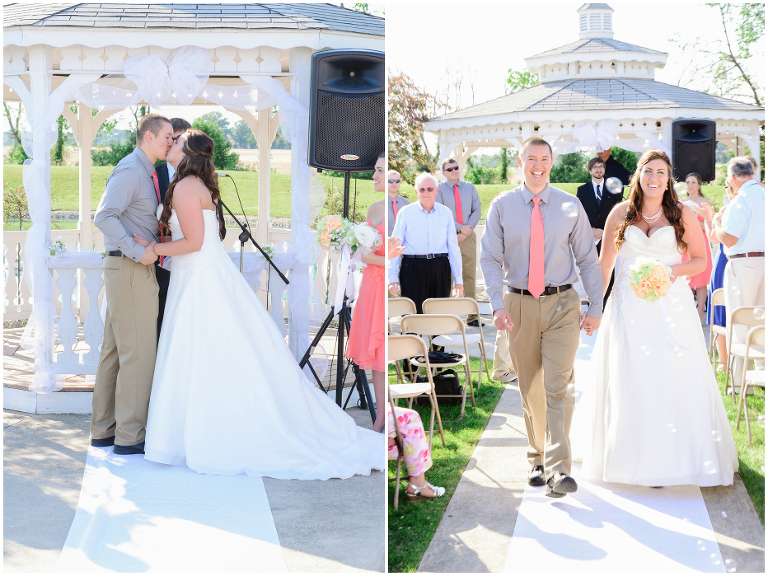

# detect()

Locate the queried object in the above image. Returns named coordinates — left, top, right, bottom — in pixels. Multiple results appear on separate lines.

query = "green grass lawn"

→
left=388, top=359, right=503, bottom=573
left=715, top=368, right=765, bottom=525
left=396, top=182, right=725, bottom=221
left=3, top=165, right=377, bottom=219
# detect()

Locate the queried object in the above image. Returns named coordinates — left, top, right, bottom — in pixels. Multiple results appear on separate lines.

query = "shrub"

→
left=191, top=118, right=239, bottom=170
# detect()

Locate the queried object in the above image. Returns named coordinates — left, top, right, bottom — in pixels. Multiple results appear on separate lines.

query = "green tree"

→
left=192, top=117, right=239, bottom=170
left=610, top=147, right=639, bottom=176
left=550, top=152, right=589, bottom=183
left=3, top=102, right=28, bottom=164
left=197, top=111, right=231, bottom=137
left=271, top=127, right=291, bottom=150
left=3, top=182, right=28, bottom=230
left=499, top=148, right=509, bottom=183
left=505, top=69, right=539, bottom=94
left=388, top=70, right=448, bottom=183
left=231, top=119, right=256, bottom=149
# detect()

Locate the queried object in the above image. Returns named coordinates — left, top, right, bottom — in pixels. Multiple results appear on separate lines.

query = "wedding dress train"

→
left=573, top=225, right=737, bottom=486
left=144, top=209, right=383, bottom=479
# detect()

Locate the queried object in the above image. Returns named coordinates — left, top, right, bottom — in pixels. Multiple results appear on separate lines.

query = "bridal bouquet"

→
left=628, top=256, right=672, bottom=303
left=347, top=221, right=382, bottom=255
left=316, top=215, right=350, bottom=251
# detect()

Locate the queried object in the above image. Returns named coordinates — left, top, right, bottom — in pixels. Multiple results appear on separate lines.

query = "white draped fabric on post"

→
left=22, top=46, right=325, bottom=392
left=550, top=119, right=672, bottom=157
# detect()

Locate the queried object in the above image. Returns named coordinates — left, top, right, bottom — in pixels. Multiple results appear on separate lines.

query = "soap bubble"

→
left=605, top=177, right=623, bottom=195
left=754, top=308, right=765, bottom=321
left=703, top=460, right=716, bottom=475
left=710, top=553, right=721, bottom=566
left=711, top=430, right=722, bottom=442
left=562, top=201, right=579, bottom=218
left=641, top=345, right=650, bottom=355
left=667, top=423, right=678, bottom=434
left=673, top=182, right=687, bottom=195
left=725, top=559, right=737, bottom=573
left=721, top=511, right=728, bottom=518
left=673, top=346, right=683, bottom=357
left=696, top=540, right=707, bottom=551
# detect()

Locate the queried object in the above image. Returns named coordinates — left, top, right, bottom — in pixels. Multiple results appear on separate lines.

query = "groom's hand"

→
left=139, top=243, right=158, bottom=265
left=493, top=308, right=514, bottom=331
left=580, top=311, right=600, bottom=335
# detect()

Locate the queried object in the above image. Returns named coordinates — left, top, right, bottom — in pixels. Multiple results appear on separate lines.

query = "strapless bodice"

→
left=161, top=208, right=224, bottom=273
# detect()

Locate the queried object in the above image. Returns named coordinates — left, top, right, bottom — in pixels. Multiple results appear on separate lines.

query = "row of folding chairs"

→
left=709, top=289, right=765, bottom=445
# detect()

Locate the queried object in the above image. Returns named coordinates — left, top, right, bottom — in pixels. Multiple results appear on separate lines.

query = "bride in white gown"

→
left=139, top=130, right=383, bottom=479
left=574, top=149, right=737, bottom=487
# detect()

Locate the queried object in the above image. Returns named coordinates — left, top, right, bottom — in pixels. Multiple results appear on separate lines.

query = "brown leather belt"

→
left=730, top=252, right=765, bottom=259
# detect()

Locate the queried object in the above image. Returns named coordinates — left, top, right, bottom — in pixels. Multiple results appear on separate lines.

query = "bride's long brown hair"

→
left=158, top=129, right=221, bottom=234
left=614, top=149, right=687, bottom=252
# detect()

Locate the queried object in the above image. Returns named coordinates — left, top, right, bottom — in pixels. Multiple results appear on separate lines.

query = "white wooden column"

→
left=737, top=127, right=762, bottom=173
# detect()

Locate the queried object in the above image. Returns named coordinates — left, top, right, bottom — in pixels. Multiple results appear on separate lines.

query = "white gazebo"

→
left=3, top=3, right=384, bottom=398
left=427, top=3, right=763, bottom=172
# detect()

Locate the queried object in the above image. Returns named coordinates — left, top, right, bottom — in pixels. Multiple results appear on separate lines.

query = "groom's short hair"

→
left=171, top=117, right=191, bottom=133
left=136, top=113, right=172, bottom=143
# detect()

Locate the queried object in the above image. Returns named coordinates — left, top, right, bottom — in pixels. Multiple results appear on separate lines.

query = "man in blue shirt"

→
left=388, top=173, right=463, bottom=313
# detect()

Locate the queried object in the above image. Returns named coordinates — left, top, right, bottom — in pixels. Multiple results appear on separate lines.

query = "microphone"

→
left=215, top=172, right=229, bottom=178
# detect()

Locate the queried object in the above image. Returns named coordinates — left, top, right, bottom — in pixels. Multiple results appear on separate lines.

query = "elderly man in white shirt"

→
left=713, top=156, right=765, bottom=383
left=388, top=172, right=463, bottom=313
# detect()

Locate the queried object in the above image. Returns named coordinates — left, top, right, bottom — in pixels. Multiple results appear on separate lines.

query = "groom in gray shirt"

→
left=480, top=136, right=602, bottom=498
left=90, top=113, right=173, bottom=455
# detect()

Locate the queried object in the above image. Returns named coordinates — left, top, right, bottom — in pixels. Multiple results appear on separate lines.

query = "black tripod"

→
left=298, top=172, right=376, bottom=424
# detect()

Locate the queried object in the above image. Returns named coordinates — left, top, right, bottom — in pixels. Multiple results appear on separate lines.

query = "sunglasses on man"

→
left=443, top=166, right=459, bottom=172
left=417, top=186, right=435, bottom=192
left=388, top=179, right=400, bottom=184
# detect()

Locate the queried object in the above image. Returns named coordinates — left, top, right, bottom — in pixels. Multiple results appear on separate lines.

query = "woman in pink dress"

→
left=681, top=172, right=713, bottom=322
left=346, top=155, right=387, bottom=432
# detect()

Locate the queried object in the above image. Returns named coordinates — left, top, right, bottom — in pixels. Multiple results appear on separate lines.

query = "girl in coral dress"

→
left=681, top=173, right=713, bottom=322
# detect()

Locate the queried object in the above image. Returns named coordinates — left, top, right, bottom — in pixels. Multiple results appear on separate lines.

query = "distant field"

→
left=2, top=163, right=378, bottom=219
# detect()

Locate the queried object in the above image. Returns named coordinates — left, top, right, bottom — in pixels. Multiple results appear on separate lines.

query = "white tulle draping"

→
left=550, top=119, right=672, bottom=157
left=24, top=46, right=325, bottom=391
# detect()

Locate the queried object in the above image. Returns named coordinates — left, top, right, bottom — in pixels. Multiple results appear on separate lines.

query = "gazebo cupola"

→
left=526, top=3, right=667, bottom=84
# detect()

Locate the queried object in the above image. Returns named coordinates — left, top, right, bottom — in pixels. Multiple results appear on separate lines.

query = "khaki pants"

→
left=460, top=230, right=477, bottom=319
left=724, top=257, right=765, bottom=384
left=504, top=288, right=580, bottom=478
left=92, top=255, right=159, bottom=446
left=492, top=327, right=515, bottom=379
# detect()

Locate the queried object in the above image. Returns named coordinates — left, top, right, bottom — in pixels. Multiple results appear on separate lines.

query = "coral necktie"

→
left=528, top=196, right=544, bottom=298
left=392, top=197, right=398, bottom=218
left=453, top=183, right=463, bottom=225
left=151, top=171, right=165, bottom=267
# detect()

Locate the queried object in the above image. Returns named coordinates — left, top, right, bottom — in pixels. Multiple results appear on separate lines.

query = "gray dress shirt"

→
left=387, top=194, right=410, bottom=236
left=94, top=148, right=160, bottom=262
left=480, top=184, right=603, bottom=318
left=389, top=201, right=463, bottom=285
left=436, top=180, right=482, bottom=232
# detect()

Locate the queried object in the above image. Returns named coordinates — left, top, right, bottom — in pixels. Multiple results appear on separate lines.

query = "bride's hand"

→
left=133, top=234, right=150, bottom=247
left=580, top=311, right=600, bottom=335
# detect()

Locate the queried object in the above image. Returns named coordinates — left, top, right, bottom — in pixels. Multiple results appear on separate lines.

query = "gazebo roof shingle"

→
left=429, top=78, right=763, bottom=123
left=2, top=3, right=384, bottom=35
left=528, top=38, right=664, bottom=60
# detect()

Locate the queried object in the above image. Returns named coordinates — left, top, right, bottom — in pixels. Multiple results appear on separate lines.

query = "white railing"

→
left=4, top=225, right=337, bottom=374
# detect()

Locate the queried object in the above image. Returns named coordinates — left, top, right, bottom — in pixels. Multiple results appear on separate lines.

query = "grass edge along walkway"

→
left=388, top=358, right=503, bottom=573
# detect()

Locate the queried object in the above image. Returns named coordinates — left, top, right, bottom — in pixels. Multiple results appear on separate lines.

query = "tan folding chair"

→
left=726, top=306, right=766, bottom=400
left=387, top=297, right=417, bottom=383
left=736, top=325, right=766, bottom=445
left=709, top=288, right=727, bottom=369
left=423, top=297, right=491, bottom=387
left=387, top=387, right=406, bottom=509
left=388, top=334, right=445, bottom=449
left=401, top=314, right=475, bottom=417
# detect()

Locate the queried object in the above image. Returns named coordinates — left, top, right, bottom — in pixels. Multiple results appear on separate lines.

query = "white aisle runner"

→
left=58, top=446, right=288, bottom=573
left=504, top=331, right=727, bottom=573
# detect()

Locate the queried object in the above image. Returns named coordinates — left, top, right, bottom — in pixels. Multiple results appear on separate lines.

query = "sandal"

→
left=716, top=362, right=727, bottom=372
left=406, top=481, right=445, bottom=499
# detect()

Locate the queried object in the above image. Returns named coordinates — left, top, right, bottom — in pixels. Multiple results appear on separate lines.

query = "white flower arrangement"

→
left=347, top=221, right=382, bottom=254
left=47, top=236, right=67, bottom=256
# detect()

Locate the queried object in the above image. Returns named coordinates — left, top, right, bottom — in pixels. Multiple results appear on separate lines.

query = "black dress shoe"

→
left=467, top=318, right=480, bottom=327
left=546, top=472, right=578, bottom=498
left=90, top=436, right=115, bottom=447
left=113, top=442, right=145, bottom=455
left=527, top=465, right=546, bottom=486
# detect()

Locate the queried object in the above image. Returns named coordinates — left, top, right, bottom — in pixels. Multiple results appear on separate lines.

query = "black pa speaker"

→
left=672, top=119, right=716, bottom=182
left=308, top=49, right=385, bottom=172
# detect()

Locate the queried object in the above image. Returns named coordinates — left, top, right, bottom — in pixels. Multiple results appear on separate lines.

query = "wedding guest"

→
left=480, top=136, right=603, bottom=498
left=388, top=173, right=463, bottom=314
left=746, top=155, right=765, bottom=187
left=682, top=173, right=714, bottom=323
left=387, top=169, right=410, bottom=237
left=91, top=113, right=172, bottom=454
left=713, top=157, right=765, bottom=383
left=702, top=183, right=736, bottom=372
left=436, top=159, right=482, bottom=326
left=576, top=156, right=623, bottom=307
left=347, top=155, right=388, bottom=433
left=597, top=147, right=631, bottom=193
left=388, top=405, right=445, bottom=499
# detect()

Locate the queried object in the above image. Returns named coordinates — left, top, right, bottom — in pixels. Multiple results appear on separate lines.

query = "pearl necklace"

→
left=641, top=207, right=663, bottom=223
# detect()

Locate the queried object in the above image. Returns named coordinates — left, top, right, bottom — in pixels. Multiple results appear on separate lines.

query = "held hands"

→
left=139, top=243, right=158, bottom=265
left=493, top=308, right=514, bottom=331
left=592, top=228, right=603, bottom=241
left=580, top=311, right=601, bottom=336
left=388, top=282, right=401, bottom=297
left=454, top=284, right=464, bottom=298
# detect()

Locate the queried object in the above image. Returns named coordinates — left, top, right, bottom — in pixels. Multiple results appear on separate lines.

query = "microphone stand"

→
left=216, top=191, right=289, bottom=286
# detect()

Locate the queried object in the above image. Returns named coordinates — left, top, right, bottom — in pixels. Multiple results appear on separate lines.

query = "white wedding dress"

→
left=573, top=225, right=737, bottom=486
left=144, top=208, right=383, bottom=479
